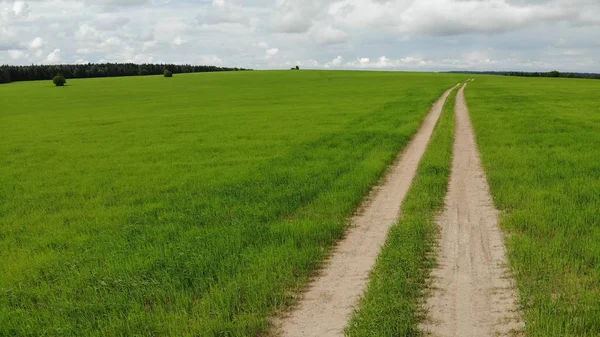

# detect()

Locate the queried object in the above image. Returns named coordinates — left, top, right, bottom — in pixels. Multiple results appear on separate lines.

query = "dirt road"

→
left=420, top=83, right=524, bottom=337
left=274, top=84, right=459, bottom=337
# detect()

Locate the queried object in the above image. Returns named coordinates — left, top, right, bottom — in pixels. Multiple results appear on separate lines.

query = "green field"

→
left=468, top=76, right=600, bottom=336
left=3, top=71, right=599, bottom=337
left=0, top=71, right=464, bottom=336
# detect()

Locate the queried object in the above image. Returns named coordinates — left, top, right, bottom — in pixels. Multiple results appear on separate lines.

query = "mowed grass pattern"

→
left=0, top=71, right=463, bottom=336
left=468, top=76, right=600, bottom=336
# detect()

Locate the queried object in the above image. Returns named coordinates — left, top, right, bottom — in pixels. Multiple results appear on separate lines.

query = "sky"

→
left=1, top=0, right=599, bottom=71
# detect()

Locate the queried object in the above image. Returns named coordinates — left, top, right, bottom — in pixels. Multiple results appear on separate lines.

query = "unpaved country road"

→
left=421, top=83, right=524, bottom=337
left=274, top=84, right=459, bottom=337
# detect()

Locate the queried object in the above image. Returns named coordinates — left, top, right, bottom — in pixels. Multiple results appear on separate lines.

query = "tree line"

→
left=0, top=63, right=251, bottom=84
left=448, top=70, right=600, bottom=80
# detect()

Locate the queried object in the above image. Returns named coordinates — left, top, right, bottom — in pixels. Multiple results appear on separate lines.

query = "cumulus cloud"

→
left=255, top=41, right=281, bottom=61
left=11, top=1, right=29, bottom=17
left=76, top=24, right=103, bottom=42
left=172, top=36, right=185, bottom=47
left=198, top=54, right=223, bottom=65
left=324, top=55, right=343, bottom=68
left=1, top=0, right=600, bottom=71
left=197, top=0, right=259, bottom=28
left=27, top=37, right=45, bottom=56
left=309, top=24, right=348, bottom=45
left=265, top=47, right=279, bottom=60
left=326, top=0, right=599, bottom=36
left=8, top=49, right=25, bottom=60
left=44, top=49, right=61, bottom=64
left=1, top=0, right=30, bottom=22
left=343, top=55, right=464, bottom=69
left=81, top=0, right=149, bottom=7
left=92, top=15, right=130, bottom=30
left=272, top=0, right=332, bottom=33
left=29, top=37, right=44, bottom=49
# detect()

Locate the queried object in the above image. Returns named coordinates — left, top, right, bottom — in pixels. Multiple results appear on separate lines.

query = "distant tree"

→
left=88, top=65, right=99, bottom=77
left=52, top=73, right=66, bottom=86
left=0, top=63, right=249, bottom=85
left=164, top=69, right=173, bottom=77
left=296, top=65, right=300, bottom=70
left=0, top=69, right=9, bottom=83
left=447, top=70, right=600, bottom=80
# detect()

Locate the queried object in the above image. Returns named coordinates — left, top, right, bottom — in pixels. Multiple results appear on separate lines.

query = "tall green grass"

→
left=468, top=76, right=600, bottom=336
left=0, top=71, right=464, bottom=336
left=346, top=86, right=457, bottom=336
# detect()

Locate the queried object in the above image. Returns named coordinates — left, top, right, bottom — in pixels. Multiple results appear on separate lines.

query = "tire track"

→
left=421, top=83, right=524, bottom=337
left=274, top=84, right=460, bottom=337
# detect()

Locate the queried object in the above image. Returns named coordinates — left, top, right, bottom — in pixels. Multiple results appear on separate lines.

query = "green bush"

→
left=164, top=69, right=173, bottom=78
left=52, top=74, right=66, bottom=86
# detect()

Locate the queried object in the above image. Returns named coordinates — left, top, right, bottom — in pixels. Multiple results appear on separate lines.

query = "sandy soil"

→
left=420, top=83, right=524, bottom=337
left=273, top=84, right=460, bottom=337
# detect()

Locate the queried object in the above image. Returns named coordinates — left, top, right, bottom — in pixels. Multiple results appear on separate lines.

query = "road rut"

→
left=421, top=83, right=524, bottom=337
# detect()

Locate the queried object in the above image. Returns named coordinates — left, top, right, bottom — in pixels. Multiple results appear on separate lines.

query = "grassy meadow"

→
left=468, top=76, right=600, bottom=336
left=347, top=84, right=457, bottom=336
left=0, top=71, right=464, bottom=336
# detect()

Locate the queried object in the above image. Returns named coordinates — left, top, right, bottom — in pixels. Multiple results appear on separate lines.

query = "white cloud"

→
left=29, top=37, right=44, bottom=50
left=93, top=15, right=130, bottom=30
left=1, top=0, right=600, bottom=71
left=344, top=55, right=431, bottom=69
left=326, top=0, right=584, bottom=36
left=76, top=24, right=103, bottom=42
left=44, top=49, right=62, bottom=64
left=272, top=0, right=331, bottom=33
left=8, top=49, right=25, bottom=60
left=155, top=17, right=190, bottom=42
left=172, top=36, right=185, bottom=47
left=75, top=57, right=89, bottom=64
left=12, top=1, right=29, bottom=17
left=197, top=0, right=257, bottom=28
left=464, top=51, right=498, bottom=66
left=142, top=40, right=158, bottom=51
left=265, top=47, right=279, bottom=59
left=198, top=55, right=223, bottom=65
left=1, top=0, right=29, bottom=22
left=309, top=24, right=348, bottom=45
left=81, top=0, right=149, bottom=7
left=324, top=55, right=343, bottom=68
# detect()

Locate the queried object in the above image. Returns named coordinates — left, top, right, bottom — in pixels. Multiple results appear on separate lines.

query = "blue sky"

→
left=1, top=0, right=599, bottom=71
